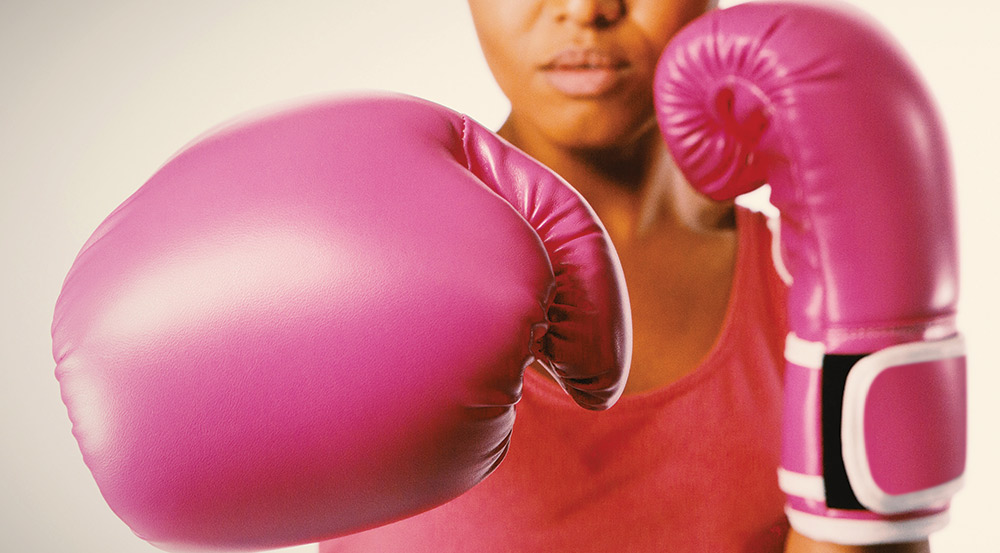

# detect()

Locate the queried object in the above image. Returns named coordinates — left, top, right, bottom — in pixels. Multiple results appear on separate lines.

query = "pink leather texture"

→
left=863, top=357, right=966, bottom=496
left=52, top=93, right=630, bottom=551
left=655, top=1, right=958, bottom=353
left=778, top=359, right=821, bottom=477
left=654, top=1, right=964, bottom=544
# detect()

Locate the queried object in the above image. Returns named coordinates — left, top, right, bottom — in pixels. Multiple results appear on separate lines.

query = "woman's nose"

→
left=556, top=0, right=626, bottom=28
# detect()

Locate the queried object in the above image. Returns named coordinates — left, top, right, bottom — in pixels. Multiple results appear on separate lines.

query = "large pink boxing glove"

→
left=52, top=93, right=631, bottom=551
left=654, top=1, right=965, bottom=545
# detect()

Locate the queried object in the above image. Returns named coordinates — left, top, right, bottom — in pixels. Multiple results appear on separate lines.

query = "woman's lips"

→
left=540, top=48, right=630, bottom=97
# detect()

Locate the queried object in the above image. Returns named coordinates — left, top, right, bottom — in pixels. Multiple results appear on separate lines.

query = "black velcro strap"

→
left=822, top=353, right=867, bottom=510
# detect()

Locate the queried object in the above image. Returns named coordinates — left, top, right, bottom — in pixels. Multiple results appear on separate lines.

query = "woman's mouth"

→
left=540, top=49, right=630, bottom=98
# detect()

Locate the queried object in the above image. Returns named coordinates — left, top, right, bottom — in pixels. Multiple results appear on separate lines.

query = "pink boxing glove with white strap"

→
left=52, top=93, right=631, bottom=551
left=654, top=1, right=966, bottom=545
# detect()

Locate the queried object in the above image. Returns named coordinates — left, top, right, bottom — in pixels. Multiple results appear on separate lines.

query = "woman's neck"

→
left=499, top=113, right=740, bottom=395
left=497, top=114, right=735, bottom=243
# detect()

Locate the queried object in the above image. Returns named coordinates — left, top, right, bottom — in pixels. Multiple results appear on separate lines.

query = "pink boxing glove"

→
left=52, top=93, right=631, bottom=551
left=654, top=2, right=965, bottom=545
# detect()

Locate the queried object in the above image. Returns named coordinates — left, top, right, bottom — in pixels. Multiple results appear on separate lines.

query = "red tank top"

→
left=320, top=208, right=789, bottom=552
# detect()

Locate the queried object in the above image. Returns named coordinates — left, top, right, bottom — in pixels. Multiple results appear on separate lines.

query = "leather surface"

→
left=654, top=1, right=959, bottom=353
left=53, top=93, right=630, bottom=550
left=653, top=2, right=964, bottom=543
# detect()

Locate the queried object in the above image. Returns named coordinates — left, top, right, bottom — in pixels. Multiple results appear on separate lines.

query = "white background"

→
left=1, top=1, right=995, bottom=551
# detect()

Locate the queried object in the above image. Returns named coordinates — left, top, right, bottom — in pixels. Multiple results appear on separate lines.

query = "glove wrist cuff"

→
left=841, top=337, right=966, bottom=514
left=784, top=503, right=950, bottom=545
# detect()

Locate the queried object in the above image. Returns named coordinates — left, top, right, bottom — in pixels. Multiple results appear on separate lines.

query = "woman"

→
left=320, top=1, right=930, bottom=551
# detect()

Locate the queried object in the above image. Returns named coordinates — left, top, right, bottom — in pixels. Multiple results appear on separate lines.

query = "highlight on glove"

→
left=52, top=92, right=631, bottom=551
left=654, top=1, right=965, bottom=545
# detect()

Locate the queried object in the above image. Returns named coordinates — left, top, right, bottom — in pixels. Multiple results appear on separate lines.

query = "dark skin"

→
left=498, top=113, right=738, bottom=395
left=467, top=0, right=932, bottom=551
